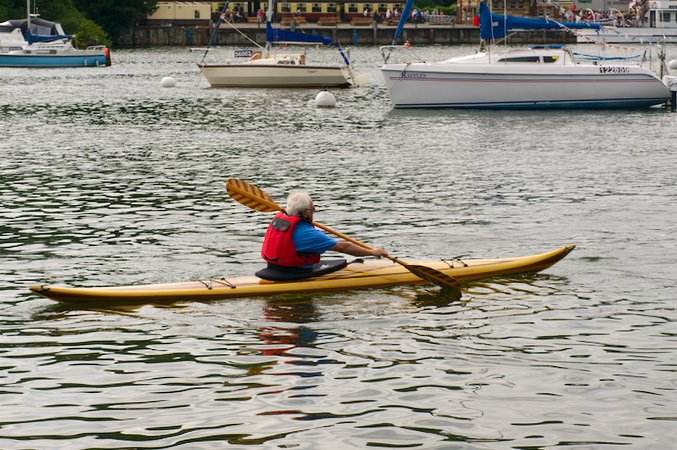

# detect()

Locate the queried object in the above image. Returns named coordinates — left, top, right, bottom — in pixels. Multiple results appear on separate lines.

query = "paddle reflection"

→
left=410, top=286, right=464, bottom=308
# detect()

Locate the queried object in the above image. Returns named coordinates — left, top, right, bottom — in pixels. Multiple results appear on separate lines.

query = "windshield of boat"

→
left=497, top=55, right=560, bottom=63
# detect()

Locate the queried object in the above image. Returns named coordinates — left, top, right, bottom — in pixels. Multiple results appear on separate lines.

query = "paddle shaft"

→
left=225, top=178, right=461, bottom=290
left=313, top=220, right=456, bottom=283
left=312, top=221, right=394, bottom=260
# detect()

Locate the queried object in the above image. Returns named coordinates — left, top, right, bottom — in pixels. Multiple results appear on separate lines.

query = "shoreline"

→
left=120, top=22, right=575, bottom=48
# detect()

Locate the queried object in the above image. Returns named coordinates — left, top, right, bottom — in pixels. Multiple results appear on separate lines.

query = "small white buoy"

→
left=161, top=76, right=177, bottom=88
left=668, top=59, right=677, bottom=71
left=315, top=90, right=336, bottom=108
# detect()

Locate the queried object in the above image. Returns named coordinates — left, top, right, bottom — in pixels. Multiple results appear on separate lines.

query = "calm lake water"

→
left=1, top=45, right=677, bottom=449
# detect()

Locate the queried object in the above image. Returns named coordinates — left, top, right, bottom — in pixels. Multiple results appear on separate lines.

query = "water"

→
left=1, top=45, right=677, bottom=449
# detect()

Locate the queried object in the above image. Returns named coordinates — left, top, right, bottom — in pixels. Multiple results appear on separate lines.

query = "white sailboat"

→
left=380, top=1, right=669, bottom=109
left=197, top=2, right=351, bottom=88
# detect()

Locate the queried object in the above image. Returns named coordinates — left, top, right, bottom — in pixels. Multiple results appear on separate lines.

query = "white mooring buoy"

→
left=161, top=76, right=177, bottom=88
left=315, top=90, right=336, bottom=108
left=668, top=59, right=677, bottom=71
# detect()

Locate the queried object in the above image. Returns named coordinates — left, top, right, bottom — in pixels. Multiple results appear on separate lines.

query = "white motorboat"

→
left=380, top=1, right=669, bottom=109
left=199, top=49, right=350, bottom=88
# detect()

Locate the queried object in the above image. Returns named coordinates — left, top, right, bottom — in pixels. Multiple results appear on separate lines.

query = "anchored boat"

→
left=0, top=1, right=110, bottom=68
left=197, top=1, right=351, bottom=88
left=30, top=245, right=575, bottom=305
left=380, top=1, right=669, bottom=109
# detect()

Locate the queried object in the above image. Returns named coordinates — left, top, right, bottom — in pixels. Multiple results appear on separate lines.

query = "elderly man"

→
left=260, top=192, right=388, bottom=275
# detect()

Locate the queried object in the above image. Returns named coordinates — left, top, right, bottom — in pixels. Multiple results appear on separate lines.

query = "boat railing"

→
left=379, top=43, right=422, bottom=64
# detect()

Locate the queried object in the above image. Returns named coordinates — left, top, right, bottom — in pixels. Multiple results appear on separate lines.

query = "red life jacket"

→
left=261, top=212, right=321, bottom=267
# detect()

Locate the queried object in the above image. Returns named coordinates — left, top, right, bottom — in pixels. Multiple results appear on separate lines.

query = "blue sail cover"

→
left=26, top=31, right=71, bottom=44
left=265, top=22, right=350, bottom=66
left=479, top=1, right=600, bottom=41
left=266, top=22, right=332, bottom=45
left=3, top=18, right=72, bottom=44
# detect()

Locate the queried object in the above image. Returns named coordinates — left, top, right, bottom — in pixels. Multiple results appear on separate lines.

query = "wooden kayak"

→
left=30, top=245, right=575, bottom=305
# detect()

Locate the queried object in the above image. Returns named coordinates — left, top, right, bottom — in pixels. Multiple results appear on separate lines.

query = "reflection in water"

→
left=257, top=298, right=320, bottom=357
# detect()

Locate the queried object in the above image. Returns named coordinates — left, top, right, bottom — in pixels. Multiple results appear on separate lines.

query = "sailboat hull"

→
left=0, top=50, right=108, bottom=68
left=382, top=62, right=670, bottom=109
left=198, top=63, right=351, bottom=88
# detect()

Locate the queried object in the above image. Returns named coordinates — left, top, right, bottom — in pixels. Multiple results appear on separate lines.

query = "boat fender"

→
left=104, top=47, right=112, bottom=67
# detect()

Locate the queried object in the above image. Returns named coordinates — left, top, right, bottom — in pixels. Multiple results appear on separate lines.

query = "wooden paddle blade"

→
left=402, top=262, right=462, bottom=292
left=226, top=178, right=281, bottom=212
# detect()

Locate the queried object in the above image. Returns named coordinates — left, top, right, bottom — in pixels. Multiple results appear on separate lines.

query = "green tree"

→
left=0, top=0, right=29, bottom=20
left=73, top=0, right=158, bottom=46
left=71, top=17, right=110, bottom=47
left=1, top=0, right=157, bottom=47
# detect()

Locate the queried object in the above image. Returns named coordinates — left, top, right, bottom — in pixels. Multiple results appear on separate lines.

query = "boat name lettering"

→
left=234, top=49, right=254, bottom=58
left=599, top=66, right=629, bottom=74
left=400, top=71, right=426, bottom=79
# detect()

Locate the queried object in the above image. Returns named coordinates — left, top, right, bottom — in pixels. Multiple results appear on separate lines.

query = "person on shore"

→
left=261, top=192, right=388, bottom=269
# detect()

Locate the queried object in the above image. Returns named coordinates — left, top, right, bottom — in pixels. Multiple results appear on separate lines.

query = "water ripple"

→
left=1, top=45, right=677, bottom=448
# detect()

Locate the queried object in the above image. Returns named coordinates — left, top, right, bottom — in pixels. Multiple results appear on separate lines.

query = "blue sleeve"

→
left=293, top=222, right=338, bottom=254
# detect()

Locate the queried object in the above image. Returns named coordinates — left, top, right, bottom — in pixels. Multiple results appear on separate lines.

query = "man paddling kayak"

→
left=259, top=192, right=388, bottom=279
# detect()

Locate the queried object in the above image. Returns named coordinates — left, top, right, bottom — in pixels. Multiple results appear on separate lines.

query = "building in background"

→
left=148, top=1, right=212, bottom=26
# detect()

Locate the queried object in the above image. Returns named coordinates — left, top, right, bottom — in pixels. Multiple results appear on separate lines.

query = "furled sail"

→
left=479, top=1, right=600, bottom=41
left=392, top=0, right=414, bottom=45
left=265, top=22, right=350, bottom=66
left=266, top=22, right=333, bottom=45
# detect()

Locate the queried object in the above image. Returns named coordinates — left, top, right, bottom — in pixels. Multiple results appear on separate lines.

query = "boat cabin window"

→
left=497, top=56, right=542, bottom=63
left=281, top=3, right=291, bottom=13
left=497, top=55, right=560, bottom=63
left=312, top=3, right=322, bottom=12
left=194, top=10, right=200, bottom=19
left=348, top=4, right=358, bottom=13
left=662, top=12, right=671, bottom=23
left=295, top=4, right=306, bottom=12
left=327, top=3, right=337, bottom=12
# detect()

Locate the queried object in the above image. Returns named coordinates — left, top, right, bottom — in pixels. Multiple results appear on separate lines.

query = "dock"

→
left=120, top=22, right=576, bottom=47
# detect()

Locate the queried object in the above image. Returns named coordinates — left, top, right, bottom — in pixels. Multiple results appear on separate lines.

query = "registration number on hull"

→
left=599, top=66, right=629, bottom=74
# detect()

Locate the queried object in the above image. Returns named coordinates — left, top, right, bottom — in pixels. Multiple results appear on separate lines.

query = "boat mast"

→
left=26, top=0, right=30, bottom=31
left=265, top=0, right=274, bottom=53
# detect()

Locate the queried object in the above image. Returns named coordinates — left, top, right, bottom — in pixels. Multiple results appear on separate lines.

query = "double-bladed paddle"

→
left=225, top=178, right=461, bottom=292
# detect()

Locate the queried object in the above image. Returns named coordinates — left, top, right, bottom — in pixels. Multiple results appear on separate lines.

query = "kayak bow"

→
left=30, top=245, right=575, bottom=305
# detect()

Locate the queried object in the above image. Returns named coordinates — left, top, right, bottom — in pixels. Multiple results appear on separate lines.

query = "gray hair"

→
left=286, top=191, right=313, bottom=216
